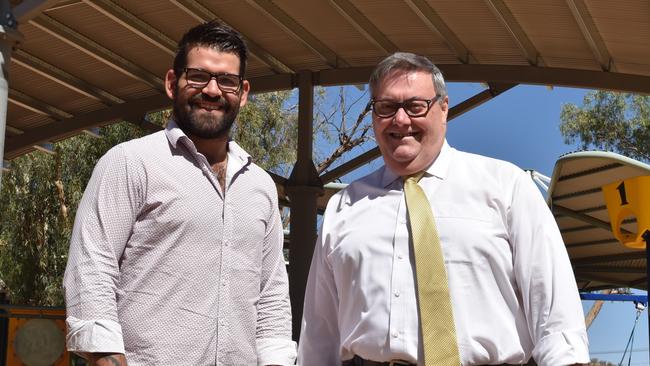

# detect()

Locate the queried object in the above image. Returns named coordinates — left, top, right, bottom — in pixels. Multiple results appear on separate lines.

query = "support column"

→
left=286, top=70, right=323, bottom=341
left=0, top=0, right=21, bottom=186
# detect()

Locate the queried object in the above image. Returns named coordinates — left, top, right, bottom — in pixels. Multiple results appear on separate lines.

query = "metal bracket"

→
left=0, top=0, right=16, bottom=30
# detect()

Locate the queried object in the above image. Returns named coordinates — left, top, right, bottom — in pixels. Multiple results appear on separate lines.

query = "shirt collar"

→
left=165, top=118, right=187, bottom=150
left=379, top=139, right=453, bottom=188
left=226, top=140, right=252, bottom=173
left=165, top=117, right=252, bottom=170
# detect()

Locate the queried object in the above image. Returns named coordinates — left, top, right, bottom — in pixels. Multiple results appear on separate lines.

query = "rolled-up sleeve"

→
left=256, top=190, right=296, bottom=365
left=509, top=171, right=590, bottom=366
left=63, top=145, right=142, bottom=356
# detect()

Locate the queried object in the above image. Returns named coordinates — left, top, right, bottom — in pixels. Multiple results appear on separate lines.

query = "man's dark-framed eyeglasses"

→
left=370, top=95, right=442, bottom=118
left=183, top=68, right=243, bottom=93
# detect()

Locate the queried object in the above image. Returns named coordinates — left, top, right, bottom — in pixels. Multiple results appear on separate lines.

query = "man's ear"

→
left=440, top=95, right=449, bottom=112
left=164, top=69, right=177, bottom=100
left=440, top=95, right=449, bottom=121
left=239, top=79, right=250, bottom=107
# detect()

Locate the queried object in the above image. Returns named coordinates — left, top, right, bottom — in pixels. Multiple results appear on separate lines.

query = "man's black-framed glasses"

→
left=183, top=68, right=243, bottom=93
left=370, top=95, right=442, bottom=118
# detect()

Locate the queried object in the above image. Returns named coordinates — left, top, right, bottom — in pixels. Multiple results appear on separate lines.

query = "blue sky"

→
left=320, top=82, right=649, bottom=365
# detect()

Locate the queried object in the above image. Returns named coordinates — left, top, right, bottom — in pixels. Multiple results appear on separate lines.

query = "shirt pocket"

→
left=432, top=202, right=510, bottom=267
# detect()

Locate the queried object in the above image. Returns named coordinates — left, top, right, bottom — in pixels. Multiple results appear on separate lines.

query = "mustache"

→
left=190, top=94, right=227, bottom=104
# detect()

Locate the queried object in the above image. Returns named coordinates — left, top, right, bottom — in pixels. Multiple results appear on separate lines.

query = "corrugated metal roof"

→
left=4, top=0, right=650, bottom=159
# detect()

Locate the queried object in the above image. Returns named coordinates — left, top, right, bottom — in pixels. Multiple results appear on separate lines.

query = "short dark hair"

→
left=173, top=21, right=248, bottom=78
left=369, top=52, right=447, bottom=102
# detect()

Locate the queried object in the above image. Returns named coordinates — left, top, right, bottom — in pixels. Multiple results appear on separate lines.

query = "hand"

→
left=88, top=353, right=127, bottom=366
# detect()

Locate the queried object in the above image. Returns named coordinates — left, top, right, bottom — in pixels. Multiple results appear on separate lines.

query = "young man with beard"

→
left=298, top=53, right=588, bottom=366
left=63, top=21, right=296, bottom=366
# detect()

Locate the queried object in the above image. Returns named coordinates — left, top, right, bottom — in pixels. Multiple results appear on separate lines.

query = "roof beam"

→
left=29, top=14, right=164, bottom=90
left=439, top=64, right=650, bottom=95
left=566, top=0, right=614, bottom=71
left=628, top=277, right=648, bottom=288
left=13, top=49, right=123, bottom=105
left=567, top=238, right=618, bottom=248
left=574, top=265, right=646, bottom=274
left=83, top=64, right=650, bottom=97
left=328, top=0, right=398, bottom=54
left=246, top=0, right=349, bottom=68
left=557, top=162, right=622, bottom=181
left=4, top=125, right=24, bottom=136
left=4, top=94, right=171, bottom=159
left=404, top=0, right=475, bottom=64
left=574, top=273, right=636, bottom=289
left=8, top=89, right=103, bottom=140
left=448, top=82, right=516, bottom=120
left=13, top=0, right=58, bottom=22
left=82, top=0, right=176, bottom=56
left=8, top=89, right=72, bottom=119
left=33, top=142, right=55, bottom=155
left=572, top=251, right=646, bottom=266
left=485, top=0, right=543, bottom=66
left=320, top=83, right=516, bottom=183
left=552, top=204, right=631, bottom=234
left=4, top=125, right=58, bottom=154
left=170, top=0, right=294, bottom=74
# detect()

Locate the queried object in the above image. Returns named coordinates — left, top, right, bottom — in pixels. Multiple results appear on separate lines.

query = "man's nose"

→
left=201, top=78, right=223, bottom=97
left=393, top=107, right=411, bottom=126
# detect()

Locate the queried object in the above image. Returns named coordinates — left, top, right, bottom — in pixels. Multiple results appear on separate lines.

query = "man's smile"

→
left=389, top=131, right=420, bottom=139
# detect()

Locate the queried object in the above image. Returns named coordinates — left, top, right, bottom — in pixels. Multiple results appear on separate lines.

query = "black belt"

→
left=342, top=355, right=414, bottom=366
left=342, top=355, right=535, bottom=366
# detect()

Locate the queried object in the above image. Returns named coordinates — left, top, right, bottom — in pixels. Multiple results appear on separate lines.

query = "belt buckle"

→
left=388, top=361, right=410, bottom=366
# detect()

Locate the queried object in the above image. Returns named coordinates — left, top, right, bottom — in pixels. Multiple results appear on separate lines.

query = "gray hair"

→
left=369, top=52, right=447, bottom=103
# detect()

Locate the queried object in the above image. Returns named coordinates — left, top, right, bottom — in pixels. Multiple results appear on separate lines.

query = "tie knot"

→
left=403, top=172, right=425, bottom=184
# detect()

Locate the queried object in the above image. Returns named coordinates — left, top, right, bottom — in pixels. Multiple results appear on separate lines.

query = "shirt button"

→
left=397, top=253, right=404, bottom=260
left=394, top=290, right=400, bottom=297
left=392, top=331, right=399, bottom=338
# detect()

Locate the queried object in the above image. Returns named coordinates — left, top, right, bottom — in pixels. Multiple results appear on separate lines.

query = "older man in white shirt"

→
left=297, top=52, right=589, bottom=366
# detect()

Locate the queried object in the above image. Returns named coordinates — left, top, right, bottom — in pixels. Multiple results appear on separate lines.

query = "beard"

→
left=173, top=88, right=240, bottom=139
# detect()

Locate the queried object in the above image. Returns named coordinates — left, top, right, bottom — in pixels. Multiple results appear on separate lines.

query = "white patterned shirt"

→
left=64, top=120, right=296, bottom=365
left=298, top=141, right=588, bottom=366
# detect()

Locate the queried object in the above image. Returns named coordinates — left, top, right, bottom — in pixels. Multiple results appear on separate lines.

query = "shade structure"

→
left=548, top=151, right=650, bottom=291
left=3, top=0, right=650, bottom=341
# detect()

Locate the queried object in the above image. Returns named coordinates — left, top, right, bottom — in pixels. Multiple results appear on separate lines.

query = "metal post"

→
left=641, top=230, right=650, bottom=359
left=286, top=70, right=323, bottom=341
left=0, top=0, right=21, bottom=187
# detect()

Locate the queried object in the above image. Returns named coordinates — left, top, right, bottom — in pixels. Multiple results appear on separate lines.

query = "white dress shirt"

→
left=64, top=120, right=296, bottom=365
left=298, top=141, right=589, bottom=366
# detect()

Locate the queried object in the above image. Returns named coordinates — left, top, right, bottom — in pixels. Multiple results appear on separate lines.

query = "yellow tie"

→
left=403, top=173, right=461, bottom=366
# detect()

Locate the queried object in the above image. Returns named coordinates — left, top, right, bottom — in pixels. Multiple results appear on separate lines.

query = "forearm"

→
left=88, top=353, right=127, bottom=366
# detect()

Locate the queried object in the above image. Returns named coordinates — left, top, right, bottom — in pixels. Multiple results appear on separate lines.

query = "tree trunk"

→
left=584, top=289, right=615, bottom=329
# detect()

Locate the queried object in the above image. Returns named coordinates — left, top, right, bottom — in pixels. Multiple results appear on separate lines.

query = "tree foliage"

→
left=560, top=91, right=650, bottom=162
left=234, top=91, right=298, bottom=175
left=0, top=122, right=147, bottom=305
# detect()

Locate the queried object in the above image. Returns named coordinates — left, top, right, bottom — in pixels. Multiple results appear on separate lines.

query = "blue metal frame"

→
left=580, top=293, right=648, bottom=305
